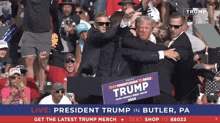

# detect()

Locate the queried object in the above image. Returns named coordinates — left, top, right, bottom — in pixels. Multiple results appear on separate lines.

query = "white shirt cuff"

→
left=158, top=51, right=165, bottom=60
left=120, top=19, right=131, bottom=28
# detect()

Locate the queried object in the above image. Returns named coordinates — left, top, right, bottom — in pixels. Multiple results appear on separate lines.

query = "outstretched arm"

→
left=121, top=48, right=179, bottom=62
left=39, top=51, right=50, bottom=72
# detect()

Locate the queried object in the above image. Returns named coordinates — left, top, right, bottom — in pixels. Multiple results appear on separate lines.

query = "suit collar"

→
left=168, top=31, right=184, bottom=47
left=172, top=31, right=184, bottom=41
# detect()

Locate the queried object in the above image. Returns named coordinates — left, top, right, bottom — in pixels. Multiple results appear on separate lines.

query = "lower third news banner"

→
left=0, top=105, right=220, bottom=122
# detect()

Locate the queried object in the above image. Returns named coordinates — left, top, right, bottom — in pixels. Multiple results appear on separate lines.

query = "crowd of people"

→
left=0, top=0, right=219, bottom=105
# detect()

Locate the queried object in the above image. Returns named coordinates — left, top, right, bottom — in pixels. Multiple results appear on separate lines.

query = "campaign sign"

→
left=102, top=72, right=160, bottom=104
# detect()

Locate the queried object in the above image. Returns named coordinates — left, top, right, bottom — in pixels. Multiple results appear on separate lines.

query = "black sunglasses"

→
left=208, top=99, right=217, bottom=103
left=169, top=24, right=183, bottom=29
left=75, top=11, right=82, bottom=14
left=96, top=22, right=111, bottom=27
left=55, top=89, right=65, bottom=94
left=65, top=60, right=75, bottom=63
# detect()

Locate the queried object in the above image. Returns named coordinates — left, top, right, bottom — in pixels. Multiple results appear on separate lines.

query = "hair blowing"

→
left=94, top=12, right=109, bottom=22
left=169, top=12, right=186, bottom=24
left=135, top=16, right=157, bottom=30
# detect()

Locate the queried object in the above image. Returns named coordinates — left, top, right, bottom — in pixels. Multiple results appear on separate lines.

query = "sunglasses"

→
left=169, top=24, right=183, bottom=29
left=55, top=89, right=65, bottom=94
left=208, top=99, right=217, bottom=103
left=9, top=75, right=21, bottom=80
left=96, top=22, right=111, bottom=27
left=75, top=11, right=82, bottom=14
left=65, top=60, right=75, bottom=63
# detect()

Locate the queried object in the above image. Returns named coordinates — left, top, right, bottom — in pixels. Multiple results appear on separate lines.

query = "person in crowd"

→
left=20, top=0, right=57, bottom=95
left=196, top=76, right=206, bottom=104
left=168, top=12, right=200, bottom=104
left=170, top=0, right=197, bottom=17
left=193, top=0, right=220, bottom=47
left=76, top=12, right=117, bottom=76
left=193, top=63, right=220, bottom=104
left=16, top=65, right=40, bottom=104
left=0, top=40, right=12, bottom=79
left=39, top=52, right=76, bottom=88
left=39, top=82, right=73, bottom=104
left=152, top=24, right=171, bottom=46
left=118, top=0, right=137, bottom=12
left=206, top=92, right=219, bottom=105
left=74, top=23, right=90, bottom=72
left=0, top=65, right=40, bottom=104
left=161, top=0, right=170, bottom=26
left=74, top=3, right=90, bottom=23
left=74, top=3, right=91, bottom=34
left=50, top=0, right=80, bottom=68
left=7, top=0, right=24, bottom=66
left=1, top=67, right=30, bottom=104
left=0, top=6, right=12, bottom=26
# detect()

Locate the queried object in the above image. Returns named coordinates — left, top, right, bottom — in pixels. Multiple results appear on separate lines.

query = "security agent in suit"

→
left=168, top=13, right=200, bottom=104
left=119, top=15, right=180, bottom=104
left=98, top=9, right=179, bottom=77
left=98, top=8, right=180, bottom=104
left=76, top=12, right=120, bottom=76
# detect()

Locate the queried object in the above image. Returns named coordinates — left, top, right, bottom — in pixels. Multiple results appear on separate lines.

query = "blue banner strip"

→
left=0, top=105, right=218, bottom=116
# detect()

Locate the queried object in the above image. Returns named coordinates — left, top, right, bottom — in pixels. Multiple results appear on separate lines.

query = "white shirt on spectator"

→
left=185, top=32, right=205, bottom=53
left=39, top=94, right=72, bottom=105
left=147, top=1, right=160, bottom=22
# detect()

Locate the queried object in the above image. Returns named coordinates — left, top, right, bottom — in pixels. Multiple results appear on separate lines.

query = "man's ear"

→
left=94, top=23, right=97, bottom=28
left=51, top=90, right=54, bottom=94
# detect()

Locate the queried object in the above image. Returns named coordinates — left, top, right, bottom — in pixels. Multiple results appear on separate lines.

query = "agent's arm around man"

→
left=119, top=8, right=180, bottom=62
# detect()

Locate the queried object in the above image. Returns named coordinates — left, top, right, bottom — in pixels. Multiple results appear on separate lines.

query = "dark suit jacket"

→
left=169, top=32, right=199, bottom=103
left=120, top=32, right=174, bottom=96
left=76, top=26, right=119, bottom=75
left=97, top=27, right=161, bottom=77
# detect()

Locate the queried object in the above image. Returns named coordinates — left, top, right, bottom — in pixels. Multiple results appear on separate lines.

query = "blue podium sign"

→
left=102, top=72, right=160, bottom=104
